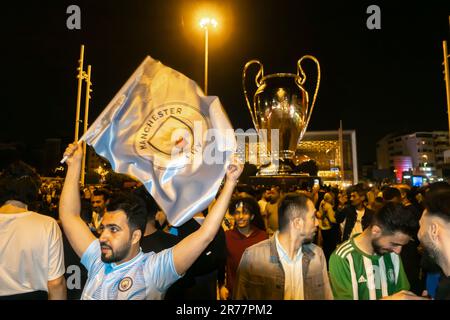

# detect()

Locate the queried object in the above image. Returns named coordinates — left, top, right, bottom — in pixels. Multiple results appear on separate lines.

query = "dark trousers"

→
left=183, top=270, right=218, bottom=300
left=321, top=226, right=340, bottom=264
left=0, top=291, right=47, bottom=300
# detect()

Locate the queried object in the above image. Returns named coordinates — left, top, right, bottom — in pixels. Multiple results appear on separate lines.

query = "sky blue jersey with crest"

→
left=80, top=239, right=181, bottom=300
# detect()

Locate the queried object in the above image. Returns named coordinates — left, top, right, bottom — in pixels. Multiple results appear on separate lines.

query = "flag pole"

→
left=81, top=65, right=92, bottom=186
left=204, top=26, right=209, bottom=95
left=443, top=16, right=450, bottom=146
left=61, top=56, right=150, bottom=165
left=74, top=45, right=85, bottom=142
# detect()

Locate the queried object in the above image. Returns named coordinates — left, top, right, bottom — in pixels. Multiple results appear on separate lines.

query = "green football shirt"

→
left=329, top=235, right=410, bottom=300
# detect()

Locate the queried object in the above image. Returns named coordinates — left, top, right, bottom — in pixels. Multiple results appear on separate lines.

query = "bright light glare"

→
left=200, top=17, right=218, bottom=28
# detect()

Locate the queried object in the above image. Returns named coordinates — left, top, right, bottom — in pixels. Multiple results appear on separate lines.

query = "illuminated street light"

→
left=199, top=17, right=218, bottom=95
left=200, top=17, right=218, bottom=29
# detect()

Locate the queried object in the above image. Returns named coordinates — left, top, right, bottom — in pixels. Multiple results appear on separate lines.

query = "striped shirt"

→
left=329, top=235, right=410, bottom=300
left=80, top=240, right=181, bottom=300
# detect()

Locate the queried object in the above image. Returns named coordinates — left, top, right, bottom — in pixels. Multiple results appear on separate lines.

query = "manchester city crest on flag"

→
left=135, top=102, right=208, bottom=170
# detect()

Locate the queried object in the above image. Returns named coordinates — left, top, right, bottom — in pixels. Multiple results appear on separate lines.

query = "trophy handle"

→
left=297, top=55, right=321, bottom=130
left=243, top=60, right=264, bottom=130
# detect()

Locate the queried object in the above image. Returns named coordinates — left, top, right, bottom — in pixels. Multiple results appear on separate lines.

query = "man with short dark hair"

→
left=418, top=188, right=450, bottom=299
left=336, top=186, right=374, bottom=242
left=90, top=188, right=109, bottom=232
left=60, top=143, right=242, bottom=300
left=134, top=186, right=179, bottom=254
left=233, top=193, right=332, bottom=300
left=329, top=202, right=427, bottom=300
left=0, top=161, right=66, bottom=300
left=382, top=187, right=402, bottom=203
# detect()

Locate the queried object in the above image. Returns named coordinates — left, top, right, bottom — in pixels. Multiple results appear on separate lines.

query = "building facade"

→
left=235, top=129, right=358, bottom=187
left=376, top=131, right=450, bottom=181
left=298, top=130, right=358, bottom=186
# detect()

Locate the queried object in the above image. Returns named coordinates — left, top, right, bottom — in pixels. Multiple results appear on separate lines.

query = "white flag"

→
left=82, top=56, right=236, bottom=226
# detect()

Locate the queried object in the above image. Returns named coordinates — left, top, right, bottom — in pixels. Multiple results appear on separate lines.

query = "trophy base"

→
left=249, top=175, right=319, bottom=192
left=257, top=163, right=293, bottom=176
left=257, top=159, right=295, bottom=176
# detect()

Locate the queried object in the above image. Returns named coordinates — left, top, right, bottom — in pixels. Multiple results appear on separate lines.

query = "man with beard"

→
left=336, top=185, right=374, bottom=243
left=329, top=202, right=428, bottom=300
left=59, top=143, right=242, bottom=300
left=89, top=188, right=109, bottom=233
left=233, top=193, right=332, bottom=300
left=418, top=188, right=450, bottom=299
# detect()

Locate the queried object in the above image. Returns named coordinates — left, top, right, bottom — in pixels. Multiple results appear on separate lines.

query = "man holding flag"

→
left=60, top=143, right=241, bottom=300
left=59, top=56, right=242, bottom=299
left=74, top=56, right=236, bottom=228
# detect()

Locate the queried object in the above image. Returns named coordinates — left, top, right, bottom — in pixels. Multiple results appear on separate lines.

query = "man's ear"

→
left=371, top=225, right=382, bottom=237
left=132, top=229, right=142, bottom=245
left=429, top=222, right=439, bottom=242
left=293, top=216, right=303, bottom=229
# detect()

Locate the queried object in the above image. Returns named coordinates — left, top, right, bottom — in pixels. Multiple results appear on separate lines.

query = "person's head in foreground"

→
left=419, top=188, right=450, bottom=275
left=278, top=193, right=318, bottom=244
left=368, top=202, right=418, bottom=256
left=0, top=161, right=41, bottom=208
left=98, top=192, right=147, bottom=263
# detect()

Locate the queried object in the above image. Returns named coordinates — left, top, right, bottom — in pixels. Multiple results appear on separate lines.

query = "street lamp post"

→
left=443, top=40, right=450, bottom=141
left=441, top=15, right=450, bottom=154
left=199, top=17, right=217, bottom=95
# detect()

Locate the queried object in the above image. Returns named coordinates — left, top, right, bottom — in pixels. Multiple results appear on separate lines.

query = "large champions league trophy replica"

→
left=243, top=56, right=321, bottom=187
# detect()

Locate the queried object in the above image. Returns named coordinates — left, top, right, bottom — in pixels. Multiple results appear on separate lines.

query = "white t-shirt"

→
left=0, top=211, right=65, bottom=296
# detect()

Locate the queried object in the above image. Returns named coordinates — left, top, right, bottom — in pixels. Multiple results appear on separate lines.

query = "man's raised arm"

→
left=172, top=161, right=243, bottom=276
left=59, top=143, right=96, bottom=258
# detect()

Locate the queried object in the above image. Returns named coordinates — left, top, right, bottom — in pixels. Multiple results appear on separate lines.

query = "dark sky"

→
left=1, top=0, right=450, bottom=165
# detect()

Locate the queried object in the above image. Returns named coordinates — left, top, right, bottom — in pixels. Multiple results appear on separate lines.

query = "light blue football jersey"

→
left=80, top=240, right=181, bottom=300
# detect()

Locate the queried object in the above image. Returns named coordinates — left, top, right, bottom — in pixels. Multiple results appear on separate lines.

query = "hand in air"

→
left=63, top=142, right=83, bottom=166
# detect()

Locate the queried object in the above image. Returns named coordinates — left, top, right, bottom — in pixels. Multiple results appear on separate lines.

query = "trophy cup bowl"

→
left=243, top=56, right=321, bottom=175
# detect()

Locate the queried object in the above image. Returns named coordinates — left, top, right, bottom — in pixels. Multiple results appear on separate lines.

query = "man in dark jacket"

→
left=336, top=185, right=374, bottom=243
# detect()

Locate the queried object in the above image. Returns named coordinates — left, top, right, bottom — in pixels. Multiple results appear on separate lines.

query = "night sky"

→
left=2, top=0, right=450, bottom=166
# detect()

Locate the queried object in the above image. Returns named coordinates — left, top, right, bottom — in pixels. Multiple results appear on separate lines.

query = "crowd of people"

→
left=1, top=142, right=450, bottom=300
